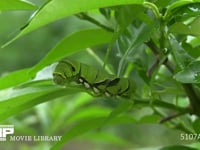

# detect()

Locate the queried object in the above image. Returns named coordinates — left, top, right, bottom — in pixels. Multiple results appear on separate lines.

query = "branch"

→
left=159, top=111, right=188, bottom=124
left=182, top=84, right=200, bottom=116
left=145, top=39, right=159, bottom=54
left=145, top=39, right=174, bottom=76
left=146, top=39, right=200, bottom=116
left=76, top=12, right=114, bottom=32
left=133, top=98, right=190, bottom=113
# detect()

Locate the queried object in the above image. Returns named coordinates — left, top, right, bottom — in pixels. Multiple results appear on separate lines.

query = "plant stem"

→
left=133, top=98, right=190, bottom=113
left=159, top=112, right=188, bottom=124
left=103, top=26, right=120, bottom=71
left=145, top=39, right=159, bottom=54
left=76, top=12, right=114, bottom=32
left=182, top=84, right=200, bottom=116
left=143, top=2, right=162, bottom=19
left=146, top=39, right=200, bottom=116
left=145, top=39, right=173, bottom=74
left=86, top=48, right=113, bottom=74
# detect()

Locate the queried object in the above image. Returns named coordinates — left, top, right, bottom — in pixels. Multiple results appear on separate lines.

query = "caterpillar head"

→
left=53, top=59, right=80, bottom=85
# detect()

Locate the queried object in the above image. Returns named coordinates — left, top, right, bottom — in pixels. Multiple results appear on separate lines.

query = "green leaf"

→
left=102, top=100, right=132, bottom=124
left=114, top=5, right=145, bottom=30
left=50, top=117, right=102, bottom=150
left=192, top=118, right=200, bottom=133
left=186, top=36, right=200, bottom=48
left=85, top=132, right=132, bottom=147
left=117, top=23, right=152, bottom=76
left=139, top=115, right=160, bottom=123
left=169, top=35, right=194, bottom=70
left=0, top=87, right=81, bottom=121
left=29, top=28, right=113, bottom=77
left=3, top=0, right=144, bottom=46
left=174, top=60, right=200, bottom=83
left=0, top=66, right=54, bottom=90
left=169, top=22, right=192, bottom=35
left=51, top=116, right=135, bottom=150
left=0, top=68, right=30, bottom=90
left=0, top=0, right=37, bottom=11
left=164, top=0, right=200, bottom=20
left=169, top=17, right=200, bottom=36
left=154, top=0, right=171, bottom=9
left=182, top=37, right=200, bottom=58
left=159, top=145, right=197, bottom=150
left=167, top=3, right=200, bottom=25
left=0, top=80, right=54, bottom=101
left=47, top=93, right=93, bottom=134
left=66, top=106, right=111, bottom=124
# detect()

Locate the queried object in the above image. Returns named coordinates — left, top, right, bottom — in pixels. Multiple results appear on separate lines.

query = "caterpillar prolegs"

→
left=53, top=59, right=135, bottom=98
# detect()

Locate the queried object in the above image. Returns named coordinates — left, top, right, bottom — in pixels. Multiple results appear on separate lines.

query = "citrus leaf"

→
left=3, top=0, right=144, bottom=46
left=169, top=17, right=200, bottom=36
left=169, top=35, right=194, bottom=70
left=29, top=28, right=113, bottom=76
left=0, top=68, right=30, bottom=90
left=51, top=116, right=135, bottom=150
left=174, top=60, right=200, bottom=83
left=0, top=0, right=37, bottom=11
left=0, top=87, right=81, bottom=121
left=160, top=145, right=197, bottom=150
left=164, top=0, right=200, bottom=20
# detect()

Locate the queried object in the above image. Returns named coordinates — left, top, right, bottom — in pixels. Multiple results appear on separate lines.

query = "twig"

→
left=163, top=57, right=174, bottom=73
left=145, top=39, right=159, bottom=54
left=159, top=111, right=188, bottom=124
left=145, top=39, right=174, bottom=75
left=146, top=39, right=200, bottom=116
left=76, top=12, right=114, bottom=32
left=182, top=84, right=200, bottom=116
left=86, top=48, right=113, bottom=74
left=146, top=54, right=160, bottom=77
left=133, top=98, right=190, bottom=113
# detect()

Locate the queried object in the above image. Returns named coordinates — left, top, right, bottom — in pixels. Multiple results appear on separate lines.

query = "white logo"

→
left=0, top=125, right=62, bottom=142
left=0, top=125, right=14, bottom=141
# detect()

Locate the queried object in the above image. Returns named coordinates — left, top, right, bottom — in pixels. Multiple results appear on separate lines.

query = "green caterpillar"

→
left=53, top=59, right=135, bottom=98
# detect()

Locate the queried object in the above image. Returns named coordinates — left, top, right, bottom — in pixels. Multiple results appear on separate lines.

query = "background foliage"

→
left=1, top=0, right=200, bottom=150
